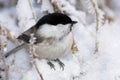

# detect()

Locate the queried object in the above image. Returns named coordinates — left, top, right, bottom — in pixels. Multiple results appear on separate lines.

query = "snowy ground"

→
left=1, top=0, right=120, bottom=80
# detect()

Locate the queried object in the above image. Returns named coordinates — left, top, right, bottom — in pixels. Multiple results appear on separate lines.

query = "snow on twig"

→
left=84, top=0, right=104, bottom=54
left=29, top=34, right=44, bottom=80
left=0, top=24, right=9, bottom=80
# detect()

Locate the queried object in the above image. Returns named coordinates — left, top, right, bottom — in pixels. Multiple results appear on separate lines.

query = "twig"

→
left=33, top=55, right=44, bottom=80
left=28, top=0, right=37, bottom=21
left=51, top=1, right=63, bottom=13
left=29, top=34, right=44, bottom=80
left=0, top=25, right=9, bottom=80
left=0, top=24, right=17, bottom=43
left=90, top=0, right=99, bottom=32
left=85, top=0, right=104, bottom=54
left=90, top=0, right=100, bottom=54
left=1, top=52, right=9, bottom=80
left=27, top=0, right=44, bottom=79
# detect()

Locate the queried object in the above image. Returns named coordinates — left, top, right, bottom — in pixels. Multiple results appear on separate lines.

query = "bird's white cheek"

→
left=36, top=24, right=57, bottom=38
left=36, top=24, right=71, bottom=40
left=57, top=24, right=70, bottom=32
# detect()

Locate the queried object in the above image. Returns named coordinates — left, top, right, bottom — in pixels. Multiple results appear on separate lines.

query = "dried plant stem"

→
left=28, top=0, right=37, bottom=21
left=51, top=1, right=63, bottom=13
left=90, top=0, right=99, bottom=54
left=0, top=25, right=9, bottom=80
left=1, top=52, right=9, bottom=80
left=29, top=34, right=44, bottom=80
left=0, top=37, right=9, bottom=80
left=34, top=63, right=44, bottom=80
left=31, top=46, right=44, bottom=80
left=90, top=0, right=99, bottom=32
left=0, top=25, right=17, bottom=43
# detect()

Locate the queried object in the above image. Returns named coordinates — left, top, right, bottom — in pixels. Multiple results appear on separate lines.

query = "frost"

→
left=0, top=0, right=120, bottom=80
left=16, top=0, right=36, bottom=32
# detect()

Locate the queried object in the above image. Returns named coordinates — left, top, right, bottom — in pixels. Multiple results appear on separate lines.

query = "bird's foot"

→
left=54, top=59, right=65, bottom=70
left=47, top=61, right=55, bottom=70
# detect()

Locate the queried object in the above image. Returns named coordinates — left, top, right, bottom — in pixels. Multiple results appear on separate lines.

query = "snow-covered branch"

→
left=29, top=34, right=44, bottom=80
left=0, top=24, right=9, bottom=80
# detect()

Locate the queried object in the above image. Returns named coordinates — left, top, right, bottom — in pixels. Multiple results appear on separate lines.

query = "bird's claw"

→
left=54, top=59, right=65, bottom=70
left=47, top=61, right=55, bottom=70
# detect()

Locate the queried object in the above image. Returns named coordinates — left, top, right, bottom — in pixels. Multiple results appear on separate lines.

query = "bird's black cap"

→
left=34, top=13, right=77, bottom=29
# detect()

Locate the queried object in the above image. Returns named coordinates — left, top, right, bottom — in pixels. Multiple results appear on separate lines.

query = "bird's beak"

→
left=70, top=21, right=77, bottom=31
left=70, top=21, right=77, bottom=27
left=71, top=21, right=77, bottom=25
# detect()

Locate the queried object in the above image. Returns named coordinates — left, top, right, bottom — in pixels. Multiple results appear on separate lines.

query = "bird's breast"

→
left=35, top=32, right=73, bottom=60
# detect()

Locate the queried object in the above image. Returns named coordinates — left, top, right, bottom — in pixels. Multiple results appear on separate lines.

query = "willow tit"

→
left=17, top=13, right=77, bottom=70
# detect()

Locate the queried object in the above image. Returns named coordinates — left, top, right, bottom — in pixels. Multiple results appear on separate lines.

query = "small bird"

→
left=17, top=13, right=77, bottom=70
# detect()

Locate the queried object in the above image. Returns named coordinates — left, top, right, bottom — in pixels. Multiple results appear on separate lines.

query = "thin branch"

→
left=0, top=24, right=17, bottom=43
left=0, top=24, right=9, bottom=80
left=90, top=0, right=99, bottom=32
left=29, top=34, right=44, bottom=80
left=92, top=1, right=99, bottom=53
left=1, top=52, right=9, bottom=80
left=51, top=1, right=63, bottom=13
left=27, top=1, right=44, bottom=79
left=90, top=0, right=100, bottom=54
left=28, top=0, right=37, bottom=21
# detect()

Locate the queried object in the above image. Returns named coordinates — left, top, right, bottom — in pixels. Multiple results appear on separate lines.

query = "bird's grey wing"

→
left=17, top=34, right=31, bottom=43
left=17, top=34, right=44, bottom=44
left=17, top=26, right=44, bottom=44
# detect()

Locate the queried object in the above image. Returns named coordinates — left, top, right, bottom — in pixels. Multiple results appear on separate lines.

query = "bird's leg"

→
left=54, top=59, right=65, bottom=70
left=47, top=60, right=55, bottom=70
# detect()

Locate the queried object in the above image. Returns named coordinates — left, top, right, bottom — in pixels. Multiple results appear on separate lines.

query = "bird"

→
left=16, top=13, right=77, bottom=70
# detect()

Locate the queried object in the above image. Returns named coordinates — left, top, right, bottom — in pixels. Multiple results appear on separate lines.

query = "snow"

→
left=22, top=54, right=80, bottom=80
left=16, top=0, right=37, bottom=33
left=40, top=0, right=54, bottom=13
left=0, top=8, right=19, bottom=36
left=0, top=0, right=120, bottom=80
left=98, top=21, right=120, bottom=80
